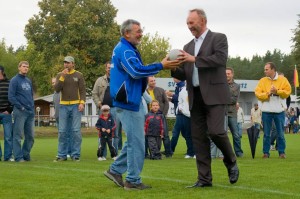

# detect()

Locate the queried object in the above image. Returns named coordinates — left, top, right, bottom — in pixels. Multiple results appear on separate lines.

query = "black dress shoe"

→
left=186, top=181, right=212, bottom=188
left=228, top=163, right=239, bottom=184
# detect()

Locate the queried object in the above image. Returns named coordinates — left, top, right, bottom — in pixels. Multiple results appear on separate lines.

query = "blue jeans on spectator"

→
left=56, top=119, right=72, bottom=156
left=110, top=102, right=145, bottom=184
left=170, top=114, right=194, bottom=156
left=0, top=113, right=13, bottom=161
left=12, top=107, right=35, bottom=162
left=210, top=139, right=223, bottom=158
left=228, top=116, right=243, bottom=157
left=58, top=104, right=82, bottom=159
left=262, top=111, right=286, bottom=156
left=254, top=122, right=261, bottom=137
left=237, top=122, right=243, bottom=138
left=211, top=115, right=228, bottom=158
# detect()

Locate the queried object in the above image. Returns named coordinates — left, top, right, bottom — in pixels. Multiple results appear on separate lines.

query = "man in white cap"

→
left=54, top=56, right=86, bottom=162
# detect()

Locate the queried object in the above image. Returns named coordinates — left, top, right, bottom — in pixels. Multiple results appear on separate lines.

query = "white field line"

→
left=144, top=175, right=300, bottom=197
left=3, top=164, right=300, bottom=198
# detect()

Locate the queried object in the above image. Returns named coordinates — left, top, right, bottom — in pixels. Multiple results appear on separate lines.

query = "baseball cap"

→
left=64, top=56, right=75, bottom=63
left=101, top=105, right=110, bottom=111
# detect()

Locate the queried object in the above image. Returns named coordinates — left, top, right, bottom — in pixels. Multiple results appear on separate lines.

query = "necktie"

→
left=192, top=38, right=201, bottom=87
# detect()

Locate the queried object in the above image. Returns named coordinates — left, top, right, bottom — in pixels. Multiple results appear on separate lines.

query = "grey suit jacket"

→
left=147, top=87, right=169, bottom=116
left=171, top=30, right=230, bottom=109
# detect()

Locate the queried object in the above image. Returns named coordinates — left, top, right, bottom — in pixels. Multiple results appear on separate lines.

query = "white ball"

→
left=168, top=49, right=181, bottom=61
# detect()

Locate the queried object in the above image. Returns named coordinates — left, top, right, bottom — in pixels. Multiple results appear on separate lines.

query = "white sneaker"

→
left=112, top=156, right=117, bottom=160
left=67, top=155, right=71, bottom=159
left=184, top=155, right=193, bottom=159
left=102, top=157, right=106, bottom=160
left=193, top=155, right=196, bottom=159
left=270, top=145, right=275, bottom=151
left=98, top=157, right=104, bottom=161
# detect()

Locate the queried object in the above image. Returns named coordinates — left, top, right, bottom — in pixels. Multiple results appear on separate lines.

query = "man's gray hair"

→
left=120, top=19, right=140, bottom=36
left=190, top=8, right=207, bottom=21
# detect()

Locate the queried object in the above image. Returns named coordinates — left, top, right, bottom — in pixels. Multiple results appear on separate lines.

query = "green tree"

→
left=0, top=39, right=18, bottom=78
left=292, top=14, right=300, bottom=64
left=138, top=33, right=171, bottom=78
left=228, top=50, right=295, bottom=82
left=24, top=0, right=120, bottom=95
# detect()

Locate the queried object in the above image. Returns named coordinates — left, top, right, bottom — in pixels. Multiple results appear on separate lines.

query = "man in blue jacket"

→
left=104, top=19, right=180, bottom=190
left=8, top=61, right=34, bottom=162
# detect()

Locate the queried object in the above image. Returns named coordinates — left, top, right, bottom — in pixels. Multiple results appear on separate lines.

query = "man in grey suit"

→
left=171, top=8, right=239, bottom=187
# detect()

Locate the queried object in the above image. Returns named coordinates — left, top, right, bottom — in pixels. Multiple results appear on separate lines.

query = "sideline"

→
left=3, top=163, right=300, bottom=198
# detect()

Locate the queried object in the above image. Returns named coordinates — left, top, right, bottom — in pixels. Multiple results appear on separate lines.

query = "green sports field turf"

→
left=0, top=130, right=300, bottom=199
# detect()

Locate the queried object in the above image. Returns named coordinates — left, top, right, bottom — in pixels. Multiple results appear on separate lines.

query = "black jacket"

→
left=95, top=114, right=115, bottom=138
left=144, top=110, right=167, bottom=137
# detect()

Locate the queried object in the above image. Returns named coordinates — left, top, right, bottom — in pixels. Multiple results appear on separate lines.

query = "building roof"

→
left=34, top=94, right=54, bottom=103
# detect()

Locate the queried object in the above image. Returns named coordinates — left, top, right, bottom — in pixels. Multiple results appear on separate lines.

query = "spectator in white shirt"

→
left=236, top=103, right=244, bottom=138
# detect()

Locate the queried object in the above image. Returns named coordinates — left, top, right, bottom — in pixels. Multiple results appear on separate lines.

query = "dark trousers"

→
left=97, top=136, right=117, bottom=158
left=171, top=114, right=194, bottom=156
left=147, top=136, right=162, bottom=159
left=191, top=87, right=236, bottom=184
left=145, top=128, right=172, bottom=157
left=270, top=121, right=277, bottom=143
left=162, top=135, right=172, bottom=156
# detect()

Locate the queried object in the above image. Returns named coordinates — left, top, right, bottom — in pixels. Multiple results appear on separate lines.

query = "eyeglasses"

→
left=128, top=27, right=144, bottom=34
left=136, top=29, right=143, bottom=34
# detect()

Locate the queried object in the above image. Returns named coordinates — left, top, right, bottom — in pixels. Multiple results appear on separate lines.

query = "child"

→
left=95, top=105, right=117, bottom=161
left=144, top=100, right=167, bottom=160
left=284, top=114, right=289, bottom=134
left=293, top=120, right=299, bottom=134
left=290, top=114, right=298, bottom=134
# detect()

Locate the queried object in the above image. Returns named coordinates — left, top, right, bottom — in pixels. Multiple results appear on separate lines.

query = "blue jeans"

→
left=237, top=122, right=243, bottom=138
left=110, top=102, right=145, bottom=184
left=210, top=139, right=223, bottom=158
left=0, top=113, right=13, bottom=160
left=56, top=120, right=72, bottom=156
left=228, top=116, right=243, bottom=157
left=262, top=112, right=286, bottom=156
left=58, top=104, right=82, bottom=159
left=254, top=123, right=261, bottom=137
left=211, top=115, right=228, bottom=158
left=12, top=108, right=35, bottom=161
left=170, top=114, right=194, bottom=156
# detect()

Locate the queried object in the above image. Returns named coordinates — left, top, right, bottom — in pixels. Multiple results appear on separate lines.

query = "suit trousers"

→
left=191, top=87, right=236, bottom=184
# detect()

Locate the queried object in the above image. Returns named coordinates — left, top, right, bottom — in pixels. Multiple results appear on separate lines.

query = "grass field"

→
left=0, top=127, right=300, bottom=199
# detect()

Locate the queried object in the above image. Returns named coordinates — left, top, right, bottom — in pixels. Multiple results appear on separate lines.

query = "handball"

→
left=168, top=49, right=182, bottom=61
